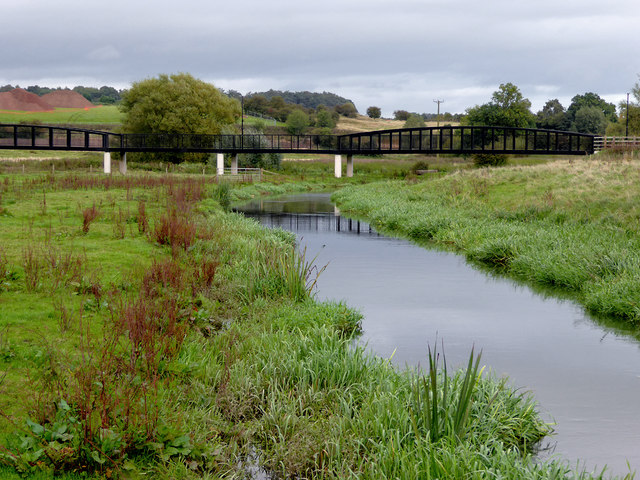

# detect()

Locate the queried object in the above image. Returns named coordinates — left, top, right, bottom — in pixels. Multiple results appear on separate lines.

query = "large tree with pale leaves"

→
left=120, top=73, right=239, bottom=135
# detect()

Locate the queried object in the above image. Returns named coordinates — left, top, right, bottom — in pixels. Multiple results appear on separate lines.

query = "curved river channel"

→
left=236, top=192, right=640, bottom=477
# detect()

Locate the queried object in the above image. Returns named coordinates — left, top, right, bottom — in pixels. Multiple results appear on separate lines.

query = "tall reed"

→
left=409, top=342, right=487, bottom=444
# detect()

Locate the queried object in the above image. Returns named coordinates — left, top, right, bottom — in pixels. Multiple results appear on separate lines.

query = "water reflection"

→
left=235, top=192, right=379, bottom=235
left=242, top=213, right=378, bottom=235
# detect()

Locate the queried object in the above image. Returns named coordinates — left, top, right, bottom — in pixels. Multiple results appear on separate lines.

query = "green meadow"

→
left=0, top=106, right=125, bottom=125
left=0, top=154, right=635, bottom=478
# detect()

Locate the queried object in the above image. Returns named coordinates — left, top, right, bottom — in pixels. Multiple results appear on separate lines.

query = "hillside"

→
left=336, top=115, right=455, bottom=133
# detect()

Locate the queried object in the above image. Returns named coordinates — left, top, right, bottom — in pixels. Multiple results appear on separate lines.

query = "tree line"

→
left=453, top=82, right=637, bottom=136
left=5, top=74, right=638, bottom=137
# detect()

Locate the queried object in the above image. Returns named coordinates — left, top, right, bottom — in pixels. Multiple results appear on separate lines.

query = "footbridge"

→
left=0, top=123, right=596, bottom=177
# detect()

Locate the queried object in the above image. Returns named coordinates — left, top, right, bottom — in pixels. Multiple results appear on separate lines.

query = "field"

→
left=0, top=160, right=614, bottom=479
left=337, top=114, right=459, bottom=132
left=0, top=106, right=124, bottom=125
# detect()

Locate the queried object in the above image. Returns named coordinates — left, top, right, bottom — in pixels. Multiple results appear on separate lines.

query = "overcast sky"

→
left=2, top=0, right=638, bottom=116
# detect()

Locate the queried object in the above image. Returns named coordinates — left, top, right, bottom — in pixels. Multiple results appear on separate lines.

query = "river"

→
left=236, top=192, right=640, bottom=477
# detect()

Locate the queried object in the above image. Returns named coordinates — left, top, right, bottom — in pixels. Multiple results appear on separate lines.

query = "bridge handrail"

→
left=0, top=123, right=122, bottom=137
left=0, top=123, right=595, bottom=155
left=339, top=125, right=596, bottom=139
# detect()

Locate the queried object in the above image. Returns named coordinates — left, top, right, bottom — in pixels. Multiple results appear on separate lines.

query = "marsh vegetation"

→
left=0, top=151, right=637, bottom=478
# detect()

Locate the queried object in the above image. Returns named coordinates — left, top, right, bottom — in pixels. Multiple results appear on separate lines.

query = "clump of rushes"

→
left=21, top=244, right=41, bottom=291
left=152, top=206, right=197, bottom=254
left=137, top=199, right=148, bottom=234
left=0, top=245, right=8, bottom=280
left=81, top=203, right=99, bottom=234
left=409, top=342, right=486, bottom=444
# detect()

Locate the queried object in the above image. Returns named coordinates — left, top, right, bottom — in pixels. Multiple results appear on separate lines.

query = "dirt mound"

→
left=0, top=88, right=54, bottom=112
left=41, top=89, right=95, bottom=109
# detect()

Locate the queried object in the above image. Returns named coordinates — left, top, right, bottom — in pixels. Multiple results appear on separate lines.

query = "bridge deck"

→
left=0, top=124, right=595, bottom=156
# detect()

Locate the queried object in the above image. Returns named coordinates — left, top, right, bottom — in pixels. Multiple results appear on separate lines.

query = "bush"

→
left=366, top=106, right=381, bottom=119
left=411, top=161, right=431, bottom=173
left=472, top=153, right=509, bottom=167
left=285, top=110, right=309, bottom=135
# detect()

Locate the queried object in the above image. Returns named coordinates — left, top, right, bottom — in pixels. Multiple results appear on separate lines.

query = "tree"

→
left=465, top=82, right=535, bottom=128
left=244, top=94, right=269, bottom=115
left=315, top=109, right=336, bottom=129
left=607, top=76, right=640, bottom=136
left=573, top=106, right=607, bottom=134
left=536, top=99, right=570, bottom=130
left=120, top=73, right=239, bottom=135
left=285, top=109, right=309, bottom=135
left=367, top=106, right=381, bottom=119
left=335, top=102, right=358, bottom=118
left=403, top=114, right=426, bottom=128
left=394, top=110, right=410, bottom=121
left=567, top=92, right=617, bottom=125
left=120, top=73, right=238, bottom=163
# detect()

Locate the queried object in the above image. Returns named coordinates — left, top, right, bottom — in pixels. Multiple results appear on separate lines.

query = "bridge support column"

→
left=334, top=155, right=342, bottom=178
left=346, top=155, right=353, bottom=177
left=216, top=153, right=224, bottom=175
left=119, top=152, right=127, bottom=175
left=103, top=152, right=111, bottom=174
left=231, top=154, right=238, bottom=175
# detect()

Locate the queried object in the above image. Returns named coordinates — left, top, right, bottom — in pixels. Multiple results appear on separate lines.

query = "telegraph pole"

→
left=433, top=99, right=444, bottom=127
left=241, top=94, right=244, bottom=136
left=626, top=93, right=630, bottom=137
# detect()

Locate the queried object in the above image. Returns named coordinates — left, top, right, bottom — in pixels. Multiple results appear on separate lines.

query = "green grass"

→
left=0, top=161, right=631, bottom=478
left=0, top=106, right=124, bottom=125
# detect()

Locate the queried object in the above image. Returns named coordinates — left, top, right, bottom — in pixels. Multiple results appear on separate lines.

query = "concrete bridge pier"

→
left=334, top=154, right=342, bottom=178
left=231, top=154, right=238, bottom=175
left=103, top=152, right=111, bottom=174
left=119, top=153, right=127, bottom=175
left=216, top=153, right=224, bottom=175
left=346, top=155, right=353, bottom=177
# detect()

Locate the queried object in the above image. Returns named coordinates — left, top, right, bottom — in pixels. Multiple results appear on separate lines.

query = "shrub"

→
left=472, top=153, right=509, bottom=167
left=411, top=161, right=431, bottom=174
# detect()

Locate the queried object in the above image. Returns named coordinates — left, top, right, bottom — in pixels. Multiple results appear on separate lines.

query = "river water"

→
left=236, top=192, right=640, bottom=477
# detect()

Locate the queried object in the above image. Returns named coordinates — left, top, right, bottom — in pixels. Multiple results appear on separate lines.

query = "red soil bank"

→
left=41, top=89, right=95, bottom=109
left=0, top=88, right=54, bottom=112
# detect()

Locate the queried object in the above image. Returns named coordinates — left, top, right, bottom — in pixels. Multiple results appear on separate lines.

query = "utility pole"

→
left=241, top=94, right=244, bottom=149
left=241, top=95, right=244, bottom=136
left=433, top=99, right=444, bottom=127
left=626, top=93, right=630, bottom=137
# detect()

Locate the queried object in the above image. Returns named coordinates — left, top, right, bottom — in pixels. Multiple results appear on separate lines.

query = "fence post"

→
left=334, top=155, right=342, bottom=178
left=216, top=153, right=224, bottom=175
left=231, top=154, right=238, bottom=175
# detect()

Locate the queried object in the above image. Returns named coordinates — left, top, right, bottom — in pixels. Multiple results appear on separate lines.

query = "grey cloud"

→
left=1, top=0, right=638, bottom=115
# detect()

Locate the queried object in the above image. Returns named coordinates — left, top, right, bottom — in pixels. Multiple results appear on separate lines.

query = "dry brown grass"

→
left=337, top=115, right=404, bottom=132
left=337, top=115, right=459, bottom=133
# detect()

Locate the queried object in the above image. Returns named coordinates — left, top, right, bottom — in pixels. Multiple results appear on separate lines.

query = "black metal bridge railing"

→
left=0, top=124, right=595, bottom=155
left=338, top=126, right=595, bottom=155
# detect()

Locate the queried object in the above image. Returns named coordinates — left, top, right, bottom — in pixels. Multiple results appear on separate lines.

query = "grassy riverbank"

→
left=0, top=166, right=627, bottom=478
left=332, top=151, right=640, bottom=326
